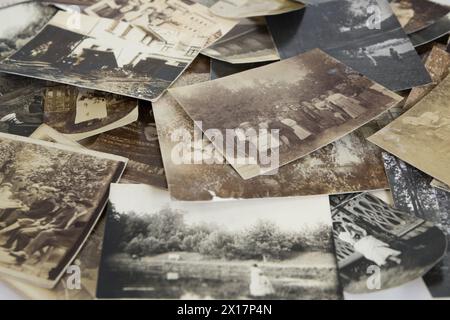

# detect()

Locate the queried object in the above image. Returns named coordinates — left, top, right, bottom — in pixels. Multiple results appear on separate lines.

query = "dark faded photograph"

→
left=0, top=74, right=49, bottom=137
left=0, top=11, right=199, bottom=101
left=390, top=0, right=450, bottom=34
left=383, top=152, right=450, bottom=298
left=43, top=85, right=138, bottom=141
left=0, top=2, right=57, bottom=61
left=202, top=18, right=280, bottom=64
left=0, top=132, right=126, bottom=288
left=266, top=0, right=431, bottom=91
left=97, top=184, right=342, bottom=299
left=409, top=13, right=450, bottom=47
left=83, top=101, right=167, bottom=189
left=331, top=193, right=447, bottom=294
left=169, top=49, right=402, bottom=179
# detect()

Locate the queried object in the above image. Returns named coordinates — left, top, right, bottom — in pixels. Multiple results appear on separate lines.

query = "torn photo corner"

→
left=330, top=192, right=447, bottom=294
left=266, top=0, right=432, bottom=92
left=168, top=49, right=403, bottom=180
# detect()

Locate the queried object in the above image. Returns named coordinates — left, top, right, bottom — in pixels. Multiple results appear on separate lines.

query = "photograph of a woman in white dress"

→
left=338, top=222, right=402, bottom=266
left=249, top=264, right=275, bottom=297
left=331, top=193, right=447, bottom=294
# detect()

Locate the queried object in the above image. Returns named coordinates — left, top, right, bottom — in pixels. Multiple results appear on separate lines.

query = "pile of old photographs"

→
left=0, top=0, right=449, bottom=300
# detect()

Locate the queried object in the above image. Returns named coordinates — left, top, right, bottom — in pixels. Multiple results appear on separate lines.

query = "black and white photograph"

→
left=0, top=74, right=49, bottom=137
left=409, top=13, right=450, bottom=47
left=0, top=132, right=126, bottom=288
left=202, top=18, right=280, bottom=64
left=383, top=152, right=450, bottom=298
left=0, top=2, right=57, bottom=61
left=390, top=0, right=450, bottom=34
left=0, top=11, right=204, bottom=101
left=169, top=49, right=402, bottom=179
left=43, top=85, right=138, bottom=141
left=83, top=0, right=237, bottom=48
left=331, top=192, right=447, bottom=293
left=266, top=0, right=432, bottom=91
left=97, top=183, right=342, bottom=299
left=82, top=101, right=167, bottom=189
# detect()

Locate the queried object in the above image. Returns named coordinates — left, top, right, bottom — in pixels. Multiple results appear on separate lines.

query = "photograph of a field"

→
left=97, top=184, right=342, bottom=299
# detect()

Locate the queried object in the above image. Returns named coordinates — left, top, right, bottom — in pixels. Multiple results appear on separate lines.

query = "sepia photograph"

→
left=155, top=58, right=391, bottom=200
left=368, top=74, right=450, bottom=187
left=97, top=183, right=342, bottom=299
left=0, top=2, right=57, bottom=61
left=403, top=45, right=450, bottom=109
left=383, top=152, right=450, bottom=298
left=0, top=132, right=126, bottom=288
left=82, top=101, right=167, bottom=188
left=84, top=0, right=237, bottom=46
left=202, top=18, right=280, bottom=64
left=431, top=179, right=450, bottom=193
left=43, top=85, right=138, bottom=141
left=390, top=0, right=450, bottom=34
left=210, top=59, right=271, bottom=80
left=0, top=74, right=49, bottom=137
left=266, top=0, right=432, bottom=91
left=30, top=124, right=83, bottom=148
left=2, top=217, right=105, bottom=300
left=331, top=192, right=447, bottom=294
left=169, top=49, right=402, bottom=179
left=209, top=0, right=304, bottom=19
left=0, top=10, right=203, bottom=101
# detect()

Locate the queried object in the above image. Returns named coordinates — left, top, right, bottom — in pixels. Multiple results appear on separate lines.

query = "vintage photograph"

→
left=0, top=2, right=57, bottom=61
left=43, top=85, right=138, bottom=141
left=404, top=45, right=450, bottom=109
left=155, top=58, right=391, bottom=200
left=97, top=183, right=342, bottom=299
left=368, top=74, right=450, bottom=187
left=202, top=18, right=280, bottom=64
left=331, top=192, right=447, bottom=293
left=409, top=13, right=450, bottom=47
left=431, top=179, right=450, bottom=192
left=266, top=0, right=431, bottom=91
left=3, top=217, right=105, bottom=300
left=390, top=0, right=450, bottom=34
left=0, top=132, right=126, bottom=288
left=209, top=0, right=304, bottom=19
left=30, top=124, right=82, bottom=148
left=0, top=74, right=49, bottom=137
left=82, top=101, right=167, bottom=188
left=0, top=11, right=203, bottom=101
left=84, top=0, right=237, bottom=46
left=169, top=49, right=402, bottom=179
left=383, top=152, right=450, bottom=298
